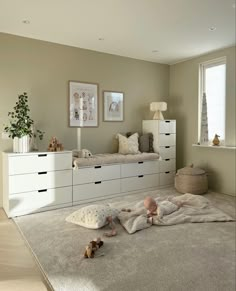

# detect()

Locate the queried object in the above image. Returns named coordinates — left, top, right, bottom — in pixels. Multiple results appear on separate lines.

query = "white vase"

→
left=13, top=136, right=30, bottom=153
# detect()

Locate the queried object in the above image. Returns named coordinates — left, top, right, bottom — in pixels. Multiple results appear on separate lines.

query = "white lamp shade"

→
left=150, top=102, right=167, bottom=112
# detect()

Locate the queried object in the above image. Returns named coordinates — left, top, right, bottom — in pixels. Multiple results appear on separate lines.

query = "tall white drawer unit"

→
left=142, top=120, right=176, bottom=186
left=2, top=151, right=73, bottom=217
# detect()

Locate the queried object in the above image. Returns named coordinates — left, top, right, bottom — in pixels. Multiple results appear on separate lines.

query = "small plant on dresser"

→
left=4, top=92, right=44, bottom=152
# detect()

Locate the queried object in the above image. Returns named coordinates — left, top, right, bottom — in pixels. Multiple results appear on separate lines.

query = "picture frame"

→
left=69, top=81, right=98, bottom=127
left=103, top=91, right=124, bottom=121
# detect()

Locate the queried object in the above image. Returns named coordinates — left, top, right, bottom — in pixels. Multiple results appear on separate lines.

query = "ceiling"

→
left=0, top=0, right=235, bottom=64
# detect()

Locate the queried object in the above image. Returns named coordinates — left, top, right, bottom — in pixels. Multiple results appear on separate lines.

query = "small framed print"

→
left=69, top=81, right=98, bottom=127
left=103, top=91, right=124, bottom=121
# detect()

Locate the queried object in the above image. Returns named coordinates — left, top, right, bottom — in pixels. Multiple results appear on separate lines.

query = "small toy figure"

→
left=84, top=237, right=104, bottom=258
left=212, top=134, right=220, bottom=146
left=48, top=136, right=64, bottom=152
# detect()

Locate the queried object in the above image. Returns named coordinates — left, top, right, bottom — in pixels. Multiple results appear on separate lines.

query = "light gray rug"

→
left=14, top=187, right=235, bottom=291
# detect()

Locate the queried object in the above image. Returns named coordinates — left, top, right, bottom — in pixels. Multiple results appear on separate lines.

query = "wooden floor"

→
left=0, top=208, right=51, bottom=291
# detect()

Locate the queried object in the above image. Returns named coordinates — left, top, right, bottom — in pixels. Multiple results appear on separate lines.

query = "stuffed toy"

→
left=48, top=136, right=64, bottom=152
left=73, top=149, right=93, bottom=158
left=84, top=237, right=104, bottom=258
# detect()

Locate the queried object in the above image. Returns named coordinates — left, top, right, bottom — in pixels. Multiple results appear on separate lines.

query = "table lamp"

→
left=150, top=102, right=167, bottom=120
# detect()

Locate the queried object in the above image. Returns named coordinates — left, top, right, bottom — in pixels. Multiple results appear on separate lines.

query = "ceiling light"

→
left=22, top=20, right=30, bottom=24
left=208, top=27, right=216, bottom=31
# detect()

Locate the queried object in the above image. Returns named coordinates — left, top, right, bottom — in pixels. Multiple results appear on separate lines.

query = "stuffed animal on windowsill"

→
left=84, top=237, right=104, bottom=258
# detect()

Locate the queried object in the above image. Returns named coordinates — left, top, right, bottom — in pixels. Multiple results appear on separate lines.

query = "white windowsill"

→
left=192, top=144, right=236, bottom=150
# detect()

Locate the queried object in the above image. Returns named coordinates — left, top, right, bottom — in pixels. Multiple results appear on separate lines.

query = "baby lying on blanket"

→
left=144, top=196, right=184, bottom=224
left=104, top=197, right=184, bottom=236
left=122, top=196, right=184, bottom=225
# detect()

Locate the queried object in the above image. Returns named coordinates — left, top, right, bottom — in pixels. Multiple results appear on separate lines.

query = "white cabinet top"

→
left=3, top=150, right=72, bottom=157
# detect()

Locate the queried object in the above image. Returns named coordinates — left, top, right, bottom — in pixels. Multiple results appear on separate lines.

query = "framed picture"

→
left=103, top=91, right=124, bottom=121
left=69, top=81, right=98, bottom=127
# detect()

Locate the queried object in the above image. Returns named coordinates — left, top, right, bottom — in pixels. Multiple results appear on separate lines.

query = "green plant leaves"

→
left=4, top=92, right=44, bottom=140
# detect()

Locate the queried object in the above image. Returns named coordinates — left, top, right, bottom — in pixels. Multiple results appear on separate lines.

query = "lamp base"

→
left=153, top=111, right=164, bottom=120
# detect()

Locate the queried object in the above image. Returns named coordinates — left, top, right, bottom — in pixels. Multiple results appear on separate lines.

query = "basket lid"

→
left=177, top=164, right=206, bottom=175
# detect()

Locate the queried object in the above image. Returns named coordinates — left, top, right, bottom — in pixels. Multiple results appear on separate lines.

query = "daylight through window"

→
left=199, top=57, right=226, bottom=144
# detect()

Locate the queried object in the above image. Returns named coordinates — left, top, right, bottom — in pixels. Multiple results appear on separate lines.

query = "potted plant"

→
left=4, top=92, right=44, bottom=153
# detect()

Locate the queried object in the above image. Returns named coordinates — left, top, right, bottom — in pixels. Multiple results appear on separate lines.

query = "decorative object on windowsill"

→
left=47, top=136, right=64, bottom=152
left=175, top=164, right=208, bottom=195
left=3, top=92, right=44, bottom=153
left=150, top=102, right=167, bottom=120
left=200, top=92, right=209, bottom=144
left=212, top=134, right=220, bottom=146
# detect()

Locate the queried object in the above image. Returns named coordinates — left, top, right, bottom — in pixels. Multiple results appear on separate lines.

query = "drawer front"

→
left=121, top=161, right=159, bottom=178
left=73, top=179, right=120, bottom=202
left=159, top=146, right=176, bottom=159
left=160, top=172, right=175, bottom=186
left=8, top=152, right=72, bottom=175
left=73, top=164, right=120, bottom=185
left=9, top=169, right=72, bottom=194
left=158, top=134, right=176, bottom=146
left=121, top=174, right=159, bottom=192
left=9, top=186, right=72, bottom=217
left=159, top=159, right=176, bottom=173
left=159, top=120, right=176, bottom=134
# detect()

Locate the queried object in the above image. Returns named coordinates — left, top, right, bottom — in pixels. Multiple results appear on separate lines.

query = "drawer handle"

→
left=38, top=154, right=47, bottom=157
left=165, top=120, right=170, bottom=123
left=165, top=133, right=170, bottom=136
left=165, top=159, right=170, bottom=161
left=38, top=171, right=47, bottom=175
left=94, top=166, right=101, bottom=169
left=38, top=189, right=47, bottom=192
left=138, top=175, right=144, bottom=178
left=138, top=161, right=143, bottom=164
left=95, top=181, right=102, bottom=184
left=165, top=171, right=170, bottom=174
left=165, top=146, right=170, bottom=148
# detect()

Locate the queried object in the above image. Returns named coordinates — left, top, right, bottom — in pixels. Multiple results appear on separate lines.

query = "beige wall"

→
left=0, top=33, right=169, bottom=207
left=169, top=46, right=236, bottom=196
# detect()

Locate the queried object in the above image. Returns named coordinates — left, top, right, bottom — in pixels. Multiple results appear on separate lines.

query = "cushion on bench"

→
left=73, top=152, right=159, bottom=168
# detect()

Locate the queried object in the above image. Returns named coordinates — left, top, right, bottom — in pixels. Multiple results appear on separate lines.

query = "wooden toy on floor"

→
left=84, top=237, right=104, bottom=258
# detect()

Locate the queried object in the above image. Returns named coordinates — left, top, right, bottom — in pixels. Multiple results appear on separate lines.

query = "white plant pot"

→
left=13, top=136, right=30, bottom=153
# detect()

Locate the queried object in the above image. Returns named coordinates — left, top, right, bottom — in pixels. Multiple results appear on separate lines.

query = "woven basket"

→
left=175, top=165, right=208, bottom=195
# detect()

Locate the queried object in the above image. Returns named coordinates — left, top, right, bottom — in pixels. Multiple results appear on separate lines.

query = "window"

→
left=199, top=57, right=226, bottom=145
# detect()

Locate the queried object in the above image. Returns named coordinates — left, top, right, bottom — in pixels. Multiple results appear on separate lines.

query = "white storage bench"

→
left=2, top=151, right=175, bottom=217
left=73, top=153, right=163, bottom=205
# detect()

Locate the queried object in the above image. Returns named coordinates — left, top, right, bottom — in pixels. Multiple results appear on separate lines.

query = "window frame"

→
left=198, top=56, right=227, bottom=144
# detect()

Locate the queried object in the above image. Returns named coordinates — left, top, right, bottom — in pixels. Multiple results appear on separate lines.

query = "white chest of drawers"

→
left=72, top=160, right=160, bottom=205
left=120, top=160, right=160, bottom=192
left=73, top=164, right=121, bottom=204
left=142, top=120, right=176, bottom=186
left=2, top=151, right=73, bottom=217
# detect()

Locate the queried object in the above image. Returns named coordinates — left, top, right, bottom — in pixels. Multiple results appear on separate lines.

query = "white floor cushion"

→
left=66, top=204, right=119, bottom=229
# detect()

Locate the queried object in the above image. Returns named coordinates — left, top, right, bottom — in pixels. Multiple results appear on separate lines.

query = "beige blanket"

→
left=109, top=193, right=234, bottom=234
